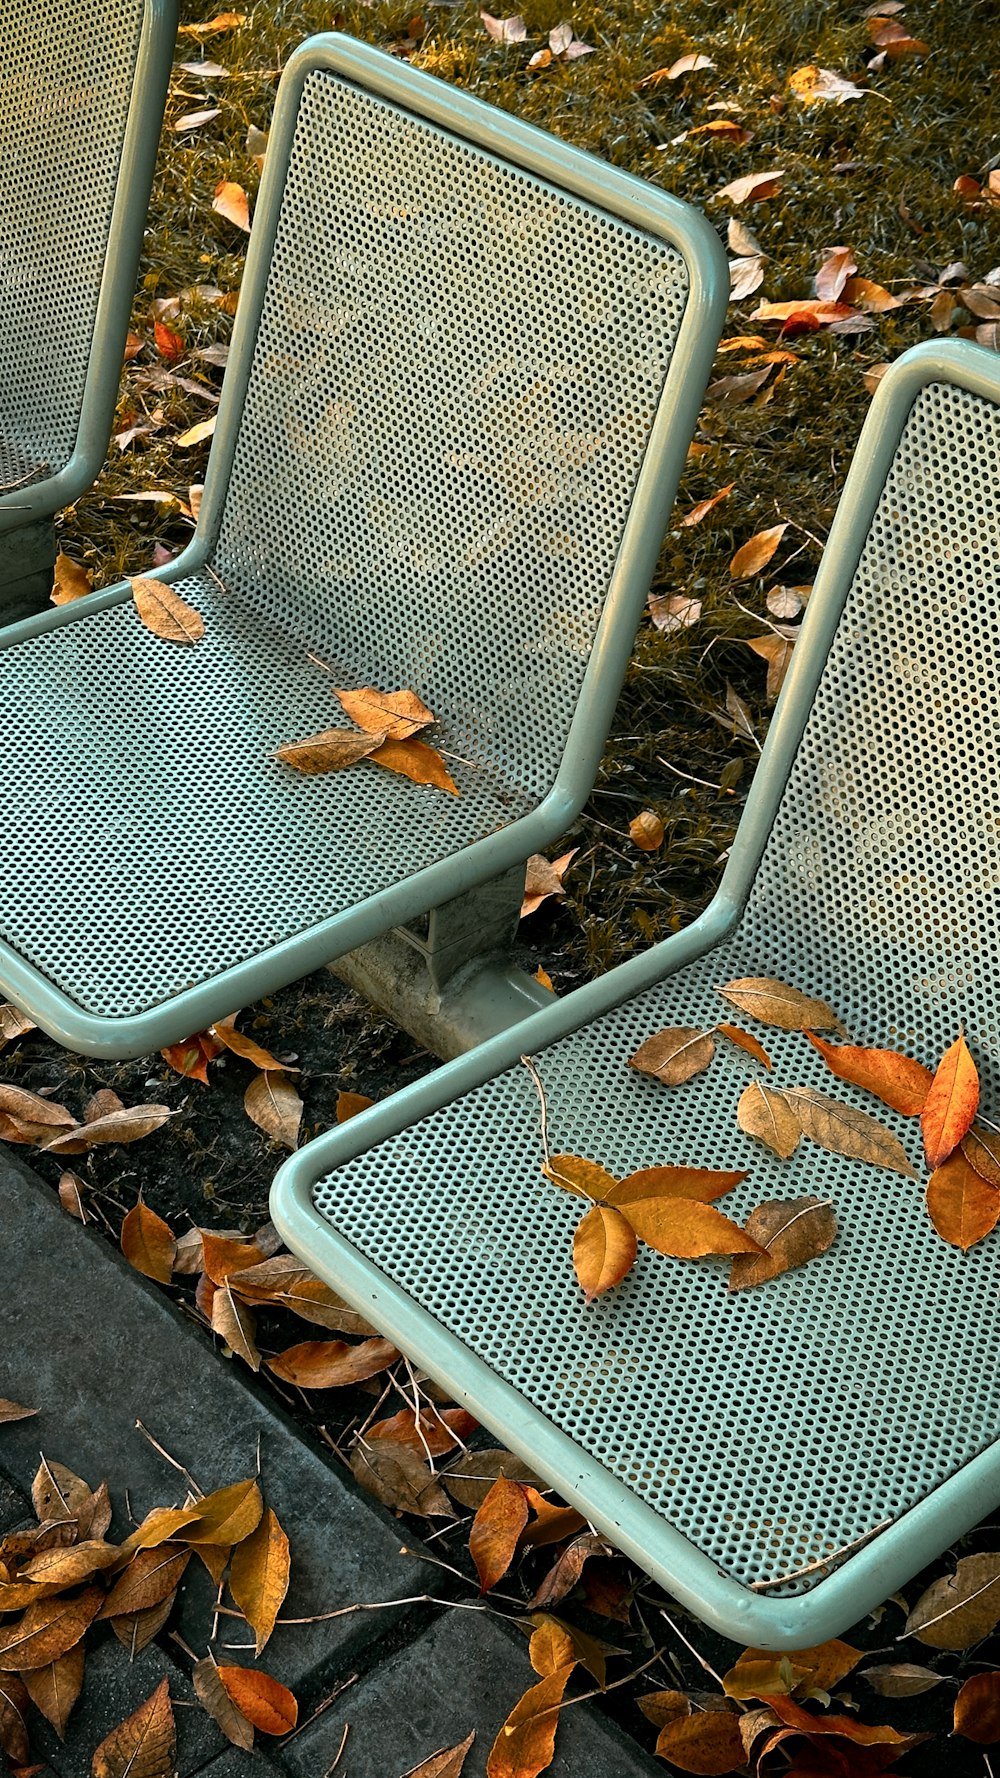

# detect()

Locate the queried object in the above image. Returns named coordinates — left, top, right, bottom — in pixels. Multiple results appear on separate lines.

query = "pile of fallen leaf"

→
left=0, top=1428, right=296, bottom=1767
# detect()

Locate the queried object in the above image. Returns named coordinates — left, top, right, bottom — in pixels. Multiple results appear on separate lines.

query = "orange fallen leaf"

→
left=804, top=1032, right=932, bottom=1116
left=212, top=179, right=250, bottom=231
left=955, top=1670, right=1000, bottom=1742
left=120, top=1203, right=176, bottom=1285
left=336, top=1090, right=375, bottom=1122
left=216, top=1666, right=297, bottom=1735
left=717, top=1023, right=772, bottom=1069
left=367, top=1406, right=476, bottom=1458
left=50, top=552, right=93, bottom=605
left=178, top=10, right=246, bottom=34
left=153, top=320, right=185, bottom=364
left=402, top=1734, right=476, bottom=1778
left=921, top=1032, right=979, bottom=1167
left=654, top=1708, right=746, bottom=1773
left=572, top=1204, right=637, bottom=1300
left=211, top=1014, right=298, bottom=1073
left=470, top=1476, right=529, bottom=1592
left=629, top=810, right=664, bottom=851
left=744, top=633, right=795, bottom=700
left=521, top=850, right=577, bottom=918
left=229, top=1507, right=290, bottom=1654
left=542, top=1153, right=618, bottom=1200
left=613, top=1195, right=763, bottom=1260
left=486, top=1663, right=574, bottom=1778
left=926, top=1150, right=1000, bottom=1251
left=679, top=483, right=734, bottom=526
left=333, top=686, right=434, bottom=740
left=161, top=1031, right=223, bottom=1085
left=266, top=1336, right=400, bottom=1388
left=0, top=1586, right=104, bottom=1671
left=842, top=275, right=902, bottom=312
left=814, top=245, right=857, bottom=302
left=730, top=524, right=788, bottom=578
left=130, top=577, right=205, bottom=643
left=609, top=1166, right=748, bottom=1205
left=369, top=735, right=459, bottom=795
left=717, top=169, right=785, bottom=205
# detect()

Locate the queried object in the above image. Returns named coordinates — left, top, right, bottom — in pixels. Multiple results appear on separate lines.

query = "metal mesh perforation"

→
left=311, top=380, right=1000, bottom=1593
left=0, top=0, right=145, bottom=476
left=213, top=70, right=689, bottom=799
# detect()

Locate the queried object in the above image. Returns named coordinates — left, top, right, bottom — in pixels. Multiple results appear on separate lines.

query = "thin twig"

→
left=521, top=1055, right=551, bottom=1166
left=324, top=1723, right=350, bottom=1774
left=752, top=1519, right=891, bottom=1592
left=203, top=561, right=229, bottom=594
left=657, top=756, right=726, bottom=793
left=273, top=1594, right=492, bottom=1623
left=659, top=1608, right=725, bottom=1688
left=133, top=1420, right=204, bottom=1499
left=168, top=1631, right=201, bottom=1663
left=279, top=1674, right=358, bottom=1747
left=0, top=463, right=47, bottom=493
left=560, top=1646, right=665, bottom=1709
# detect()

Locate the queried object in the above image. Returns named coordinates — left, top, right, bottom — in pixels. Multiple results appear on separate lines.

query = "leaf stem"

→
left=521, top=1054, right=551, bottom=1166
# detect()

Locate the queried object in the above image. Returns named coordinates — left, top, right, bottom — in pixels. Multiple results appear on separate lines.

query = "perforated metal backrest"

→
left=0, top=0, right=147, bottom=486
left=212, top=67, right=690, bottom=800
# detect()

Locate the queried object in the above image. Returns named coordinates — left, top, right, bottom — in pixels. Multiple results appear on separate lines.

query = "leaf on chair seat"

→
left=961, top=1121, right=1000, bottom=1188
left=273, top=727, right=386, bottom=774
left=613, top=1196, right=762, bottom=1259
left=780, top=1086, right=916, bottom=1175
left=608, top=1167, right=748, bottom=1205
left=921, top=1032, right=979, bottom=1168
left=542, top=1153, right=618, bottom=1200
left=628, top=1026, right=716, bottom=1086
left=737, top=1080, right=801, bottom=1158
left=369, top=736, right=459, bottom=795
left=717, top=977, right=845, bottom=1033
left=572, top=1204, right=637, bottom=1300
left=728, top=1196, right=838, bottom=1290
left=333, top=686, right=434, bottom=740
left=926, top=1150, right=1000, bottom=1250
left=804, top=1032, right=933, bottom=1115
left=716, top=1023, right=772, bottom=1069
left=130, top=576, right=205, bottom=643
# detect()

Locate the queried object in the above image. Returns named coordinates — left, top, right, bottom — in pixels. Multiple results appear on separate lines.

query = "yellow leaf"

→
left=470, top=1477, right=529, bottom=1593
left=91, top=1677, right=175, bottom=1778
left=244, top=1071, right=303, bottom=1150
left=333, top=685, right=434, bottom=740
left=370, top=735, right=459, bottom=795
left=120, top=1203, right=176, bottom=1284
left=212, top=179, right=250, bottom=231
left=628, top=810, right=664, bottom=851
left=228, top=1507, right=290, bottom=1654
left=541, top=1153, right=617, bottom=1201
left=729, top=524, right=788, bottom=579
left=736, top=1080, right=801, bottom=1158
left=572, top=1203, right=637, bottom=1300
left=486, top=1664, right=574, bottom=1778
left=614, top=1196, right=762, bottom=1259
left=175, top=416, right=217, bottom=449
left=130, top=576, right=205, bottom=643
left=50, top=552, right=92, bottom=605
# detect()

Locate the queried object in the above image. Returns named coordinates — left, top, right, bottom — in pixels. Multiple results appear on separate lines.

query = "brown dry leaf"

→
left=789, top=64, right=868, bottom=103
left=629, top=1026, right=716, bottom=1087
left=44, top=1103, right=172, bottom=1154
left=716, top=977, right=844, bottom=1033
left=130, top=576, right=204, bottom=643
left=737, top=1080, right=801, bottom=1159
left=161, top=1031, right=222, bottom=1085
left=766, top=584, right=809, bottom=619
left=751, top=297, right=864, bottom=330
left=337, top=1090, right=374, bottom=1122
left=470, top=1477, right=529, bottom=1593
left=485, top=1663, right=574, bottom=1778
left=403, top=1734, right=476, bottom=1778
left=228, top=1507, right=290, bottom=1655
left=572, top=1204, right=638, bottom=1300
left=0, top=1586, right=103, bottom=1671
left=518, top=1490, right=586, bottom=1550
left=120, top=1203, right=176, bottom=1284
left=99, top=1546, right=191, bottom=1620
left=921, top=1032, right=980, bottom=1168
left=638, top=1690, right=690, bottom=1728
left=211, top=1015, right=298, bottom=1073
left=72, top=1481, right=112, bottom=1544
left=520, top=849, right=577, bottom=918
left=718, top=170, right=785, bottom=205
left=244, top=1071, right=303, bottom=1151
left=368, top=1407, right=476, bottom=1459
left=609, top=1167, right=748, bottom=1206
left=781, top=1085, right=916, bottom=1176
left=274, top=727, right=385, bottom=775
left=655, top=1708, right=745, bottom=1772
left=192, top=1655, right=254, bottom=1750
left=0, top=1084, right=76, bottom=1138
left=863, top=1662, right=943, bottom=1698
left=443, top=1449, right=542, bottom=1511
left=705, top=365, right=773, bottom=405
left=199, top=1231, right=265, bottom=1285
left=926, top=1150, right=1000, bottom=1251
left=868, top=16, right=928, bottom=54
left=480, top=11, right=527, bottom=42
left=0, top=1003, right=34, bottom=1048
left=110, top=1594, right=176, bottom=1659
left=211, top=1282, right=260, bottom=1369
left=541, top=1153, right=616, bottom=1201
left=745, top=632, right=795, bottom=701
left=614, top=1196, right=762, bottom=1260
left=628, top=810, right=664, bottom=852
left=92, top=1677, right=176, bottom=1778
left=647, top=592, right=703, bottom=632
left=212, top=180, right=250, bottom=231
left=185, top=1477, right=263, bottom=1548
left=729, top=1196, right=838, bottom=1291
left=905, top=1552, right=1000, bottom=1648
left=333, top=686, right=434, bottom=740
left=680, top=483, right=735, bottom=527
left=22, top=1541, right=118, bottom=1592
left=0, top=1401, right=37, bottom=1425
left=961, top=1121, right=1000, bottom=1188
left=954, top=1671, right=1000, bottom=1742
left=723, top=1638, right=860, bottom=1699
left=228, top=1257, right=377, bottom=1334
left=717, top=1023, right=772, bottom=1069
left=729, top=524, right=788, bottom=578
left=50, top=553, right=93, bottom=606
left=764, top=1692, right=925, bottom=1755
left=842, top=275, right=902, bottom=312
left=815, top=245, right=858, bottom=302
left=267, top=1335, right=399, bottom=1389
left=351, top=1439, right=455, bottom=1518
left=370, top=735, right=459, bottom=796
left=179, top=10, right=245, bottom=34
left=0, top=1673, right=30, bottom=1762
left=32, top=1458, right=92, bottom=1522
left=804, top=1032, right=932, bottom=1116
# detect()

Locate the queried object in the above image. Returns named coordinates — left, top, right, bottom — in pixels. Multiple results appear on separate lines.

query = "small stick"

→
left=752, top=1519, right=891, bottom=1592
left=559, top=1646, right=665, bottom=1709
left=325, top=1723, right=350, bottom=1773
left=659, top=1607, right=726, bottom=1688
left=203, top=561, right=229, bottom=595
left=167, top=1631, right=201, bottom=1663
left=134, top=1420, right=205, bottom=1499
left=272, top=1594, right=492, bottom=1624
left=0, top=463, right=47, bottom=493
left=280, top=1673, right=358, bottom=1748
left=657, top=756, right=726, bottom=793
left=520, top=1055, right=551, bottom=1166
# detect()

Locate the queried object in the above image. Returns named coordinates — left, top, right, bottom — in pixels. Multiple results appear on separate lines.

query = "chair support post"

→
left=0, top=519, right=56, bottom=624
left=329, top=867, right=555, bottom=1059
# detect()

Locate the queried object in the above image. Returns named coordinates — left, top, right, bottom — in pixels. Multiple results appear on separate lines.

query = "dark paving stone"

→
left=0, top=1153, right=435, bottom=1694
left=0, top=1471, right=29, bottom=1533
left=192, top=1750, right=282, bottom=1775
left=283, top=1608, right=662, bottom=1778
left=26, top=1632, right=222, bottom=1776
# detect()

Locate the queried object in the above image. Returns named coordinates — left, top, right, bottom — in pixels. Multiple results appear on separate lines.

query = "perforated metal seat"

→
left=0, top=34, right=726, bottom=1055
left=273, top=340, right=1000, bottom=1649
left=0, top=0, right=176, bottom=618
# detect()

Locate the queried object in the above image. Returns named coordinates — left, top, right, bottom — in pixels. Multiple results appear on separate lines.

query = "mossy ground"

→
left=12, top=0, right=1000, bottom=1765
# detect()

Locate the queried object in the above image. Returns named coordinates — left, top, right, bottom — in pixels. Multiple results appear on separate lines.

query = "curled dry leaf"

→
left=485, top=1663, right=574, bottom=1778
left=628, top=810, right=664, bottom=852
left=905, top=1552, right=1000, bottom=1648
left=717, top=169, right=785, bottom=206
left=199, top=1229, right=265, bottom=1284
left=192, top=1656, right=254, bottom=1751
left=863, top=1662, right=943, bottom=1698
left=370, top=734, right=459, bottom=795
left=0, top=1674, right=30, bottom=1763
left=185, top=1477, right=263, bottom=1548
left=954, top=1670, right=1000, bottom=1742
left=737, top=1080, right=801, bottom=1158
left=274, top=727, right=385, bottom=774
left=229, top=1256, right=377, bottom=1334
left=541, top=1153, right=617, bottom=1201
left=781, top=1086, right=916, bottom=1176
left=804, top=1031, right=932, bottom=1116
left=926, top=1150, right=1000, bottom=1250
left=161, top=1031, right=222, bottom=1084
left=654, top=1709, right=746, bottom=1773
left=815, top=245, right=858, bottom=302
left=266, top=1335, right=399, bottom=1388
left=520, top=849, right=576, bottom=918
left=0, top=1083, right=76, bottom=1145
left=717, top=977, right=844, bottom=1033
left=351, top=1438, right=455, bottom=1518
left=211, top=1281, right=261, bottom=1369
left=333, top=686, right=434, bottom=740
left=745, top=632, right=795, bottom=702
left=244, top=1071, right=303, bottom=1150
left=22, top=1540, right=118, bottom=1592
left=921, top=1032, right=979, bottom=1168
left=764, top=1692, right=926, bottom=1755
left=572, top=1204, right=638, bottom=1300
left=680, top=483, right=735, bottom=527
left=0, top=1003, right=34, bottom=1046
left=729, top=1196, right=837, bottom=1291
left=402, top=1733, right=476, bottom=1778
left=211, top=1015, right=298, bottom=1073
left=647, top=592, right=702, bottom=632
left=130, top=577, right=204, bottom=643
left=480, top=10, right=527, bottom=42
left=44, top=1103, right=172, bottom=1153
left=443, top=1449, right=542, bottom=1510
left=609, top=1166, right=748, bottom=1206
left=723, top=1637, right=860, bottom=1699
left=229, top=1507, right=290, bottom=1655
left=92, top=1677, right=176, bottom=1778
left=120, top=1203, right=176, bottom=1284
left=519, top=1490, right=586, bottom=1550
left=212, top=179, right=250, bottom=230
left=717, top=1023, right=772, bottom=1069
left=470, top=1476, right=529, bottom=1593
left=629, top=1026, right=715, bottom=1086
left=50, top=552, right=93, bottom=605
left=729, top=524, right=788, bottom=579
